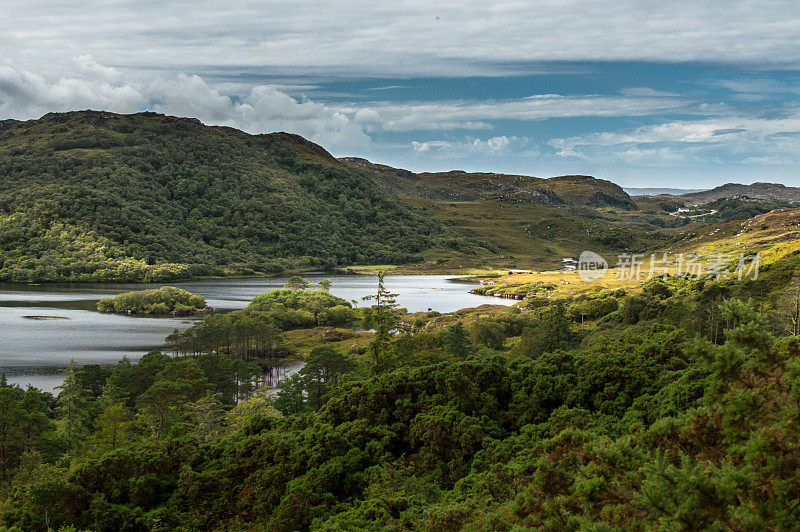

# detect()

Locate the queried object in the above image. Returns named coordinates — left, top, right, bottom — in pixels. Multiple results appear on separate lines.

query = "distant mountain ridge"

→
left=624, top=187, right=705, bottom=196
left=682, top=182, right=800, bottom=204
left=340, top=157, right=637, bottom=209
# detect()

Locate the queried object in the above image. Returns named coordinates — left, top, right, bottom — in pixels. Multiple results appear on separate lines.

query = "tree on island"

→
left=285, top=276, right=309, bottom=290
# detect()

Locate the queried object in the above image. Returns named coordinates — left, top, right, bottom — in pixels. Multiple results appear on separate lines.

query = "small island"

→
left=97, top=286, right=209, bottom=316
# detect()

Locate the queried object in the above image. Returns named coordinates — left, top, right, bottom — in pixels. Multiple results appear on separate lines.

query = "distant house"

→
left=562, top=257, right=578, bottom=271
left=677, top=207, right=691, bottom=213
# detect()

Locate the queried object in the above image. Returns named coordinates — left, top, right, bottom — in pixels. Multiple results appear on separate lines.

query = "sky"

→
left=1, top=1, right=799, bottom=188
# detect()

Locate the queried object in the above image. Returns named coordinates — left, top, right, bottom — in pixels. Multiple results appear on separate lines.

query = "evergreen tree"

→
left=20, top=388, right=52, bottom=454
left=442, top=322, right=473, bottom=358
left=85, top=402, right=135, bottom=456
left=274, top=374, right=308, bottom=415
left=0, top=378, right=23, bottom=481
left=362, top=271, right=399, bottom=371
left=55, top=360, right=90, bottom=446
left=300, top=346, right=355, bottom=410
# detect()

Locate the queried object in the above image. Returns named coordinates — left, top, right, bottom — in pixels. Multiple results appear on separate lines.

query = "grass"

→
left=396, top=195, right=679, bottom=272
left=471, top=207, right=800, bottom=299
left=472, top=268, right=647, bottom=299
left=665, top=208, right=800, bottom=264
left=283, top=327, right=373, bottom=357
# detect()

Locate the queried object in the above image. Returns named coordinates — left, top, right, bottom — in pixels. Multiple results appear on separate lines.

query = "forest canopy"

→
left=97, top=286, right=207, bottom=316
left=2, top=252, right=800, bottom=530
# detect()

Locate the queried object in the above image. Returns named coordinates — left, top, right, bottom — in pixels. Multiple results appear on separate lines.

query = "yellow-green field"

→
left=283, top=326, right=374, bottom=357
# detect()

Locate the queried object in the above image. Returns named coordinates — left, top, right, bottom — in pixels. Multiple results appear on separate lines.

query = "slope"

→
left=0, top=111, right=442, bottom=282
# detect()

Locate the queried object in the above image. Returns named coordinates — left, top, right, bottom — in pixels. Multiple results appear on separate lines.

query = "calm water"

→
left=0, top=274, right=513, bottom=392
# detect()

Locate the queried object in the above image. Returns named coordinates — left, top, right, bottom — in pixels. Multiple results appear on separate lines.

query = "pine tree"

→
left=0, top=379, right=23, bottom=481
left=86, top=402, right=135, bottom=456
left=442, top=322, right=473, bottom=359
left=300, top=346, right=355, bottom=410
left=362, top=271, right=399, bottom=371
left=55, top=360, right=90, bottom=445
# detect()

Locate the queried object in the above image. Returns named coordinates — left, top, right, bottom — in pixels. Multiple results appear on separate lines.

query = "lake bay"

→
left=0, top=274, right=513, bottom=391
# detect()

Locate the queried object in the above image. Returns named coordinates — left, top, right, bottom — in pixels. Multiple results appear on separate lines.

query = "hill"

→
left=623, top=187, right=705, bottom=196
left=682, top=182, right=800, bottom=204
left=0, top=111, right=740, bottom=282
left=0, top=111, right=444, bottom=282
left=666, top=207, right=800, bottom=262
left=339, top=157, right=683, bottom=272
left=341, top=157, right=637, bottom=209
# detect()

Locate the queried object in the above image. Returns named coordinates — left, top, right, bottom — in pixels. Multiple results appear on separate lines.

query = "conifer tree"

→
left=362, top=271, right=399, bottom=371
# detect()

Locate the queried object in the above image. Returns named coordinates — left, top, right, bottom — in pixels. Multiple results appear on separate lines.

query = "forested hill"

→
left=0, top=111, right=444, bottom=282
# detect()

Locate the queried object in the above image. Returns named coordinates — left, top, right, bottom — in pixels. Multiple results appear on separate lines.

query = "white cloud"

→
left=0, top=57, right=707, bottom=146
left=474, top=136, right=510, bottom=151
left=549, top=114, right=800, bottom=167
left=1, top=1, right=799, bottom=79
left=0, top=63, right=144, bottom=118
left=74, top=55, right=123, bottom=82
left=335, top=92, right=696, bottom=132
left=412, top=135, right=526, bottom=154
left=411, top=140, right=452, bottom=152
left=0, top=62, right=370, bottom=151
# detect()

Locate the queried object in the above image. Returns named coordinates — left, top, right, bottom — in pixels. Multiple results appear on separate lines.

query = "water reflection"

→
left=0, top=274, right=514, bottom=392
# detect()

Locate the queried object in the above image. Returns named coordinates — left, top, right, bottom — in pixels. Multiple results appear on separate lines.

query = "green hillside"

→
left=341, top=157, right=637, bottom=208
left=0, top=111, right=443, bottom=282
left=341, top=158, right=695, bottom=272
left=1, top=111, right=767, bottom=282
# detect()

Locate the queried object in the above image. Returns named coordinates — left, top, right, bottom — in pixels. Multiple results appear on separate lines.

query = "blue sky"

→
left=1, top=1, right=799, bottom=188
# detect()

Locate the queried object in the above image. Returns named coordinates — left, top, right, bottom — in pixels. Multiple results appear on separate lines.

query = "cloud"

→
left=74, top=55, right=123, bottom=82
left=336, top=92, right=696, bottom=132
left=549, top=114, right=800, bottom=167
left=0, top=62, right=144, bottom=118
left=2, top=1, right=800, bottom=80
left=0, top=57, right=705, bottom=149
left=411, top=140, right=452, bottom=152
left=235, top=86, right=370, bottom=149
left=0, top=62, right=369, bottom=151
left=620, top=87, right=681, bottom=98
left=474, top=136, right=510, bottom=151
left=412, top=135, right=526, bottom=154
left=715, top=79, right=800, bottom=95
